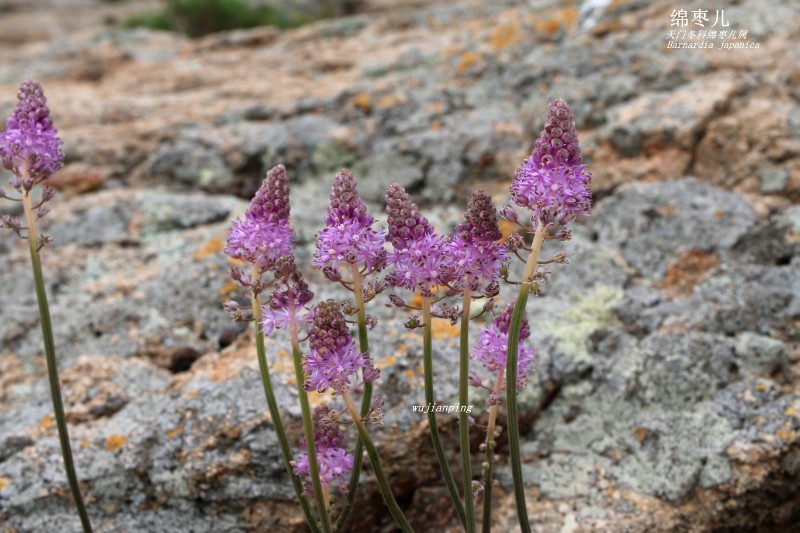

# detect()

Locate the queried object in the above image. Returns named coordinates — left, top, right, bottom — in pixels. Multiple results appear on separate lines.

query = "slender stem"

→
left=506, top=221, right=546, bottom=533
left=250, top=272, right=321, bottom=533
left=459, top=285, right=475, bottom=533
left=289, top=312, right=333, bottom=533
left=341, top=391, right=415, bottom=533
left=481, top=370, right=504, bottom=533
left=333, top=266, right=373, bottom=531
left=421, top=296, right=468, bottom=527
left=22, top=191, right=93, bottom=533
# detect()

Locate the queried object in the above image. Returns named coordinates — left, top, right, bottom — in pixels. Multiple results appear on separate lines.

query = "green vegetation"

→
left=125, top=0, right=322, bottom=37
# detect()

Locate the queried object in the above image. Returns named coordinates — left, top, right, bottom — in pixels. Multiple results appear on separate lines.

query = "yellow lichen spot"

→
left=632, top=426, right=648, bottom=443
left=80, top=439, right=90, bottom=449
left=431, top=319, right=460, bottom=339
left=430, top=120, right=442, bottom=131
left=488, top=21, right=522, bottom=50
left=167, top=427, right=184, bottom=439
left=185, top=389, right=201, bottom=399
left=456, top=51, right=482, bottom=73
left=307, top=391, right=333, bottom=407
left=105, top=434, right=127, bottom=452
left=786, top=407, right=799, bottom=417
left=0, top=476, right=10, bottom=491
left=376, top=355, right=397, bottom=369
left=353, top=91, right=372, bottom=111
left=715, top=209, right=726, bottom=218
left=376, top=93, right=407, bottom=109
left=39, top=415, right=54, bottom=430
left=194, top=238, right=226, bottom=260
left=755, top=415, right=765, bottom=426
left=755, top=382, right=770, bottom=392
left=404, top=369, right=415, bottom=380
left=218, top=280, right=239, bottom=300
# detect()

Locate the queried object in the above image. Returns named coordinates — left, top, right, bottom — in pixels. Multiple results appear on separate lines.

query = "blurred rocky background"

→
left=0, top=0, right=799, bottom=531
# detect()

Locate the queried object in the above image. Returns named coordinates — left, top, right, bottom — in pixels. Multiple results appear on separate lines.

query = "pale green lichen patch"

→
left=542, top=285, right=622, bottom=361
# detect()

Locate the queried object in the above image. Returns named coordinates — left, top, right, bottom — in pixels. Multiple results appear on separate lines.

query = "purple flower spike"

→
left=385, top=183, right=433, bottom=250
left=225, top=164, right=294, bottom=273
left=446, top=190, right=506, bottom=295
left=294, top=406, right=354, bottom=494
left=315, top=169, right=386, bottom=277
left=511, top=99, right=592, bottom=227
left=471, top=300, right=535, bottom=392
left=384, top=183, right=452, bottom=292
left=456, top=190, right=502, bottom=244
left=326, top=169, right=374, bottom=227
left=248, top=164, right=291, bottom=223
left=0, top=80, right=64, bottom=191
left=303, top=299, right=378, bottom=395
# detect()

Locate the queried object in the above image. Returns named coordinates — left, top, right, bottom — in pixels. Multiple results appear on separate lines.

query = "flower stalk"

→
left=249, top=266, right=321, bottom=533
left=481, top=370, right=504, bottom=533
left=21, top=190, right=93, bottom=533
left=341, top=391, right=414, bottom=533
left=505, top=222, right=545, bottom=533
left=422, top=296, right=468, bottom=527
left=458, top=285, right=475, bottom=533
left=333, top=265, right=374, bottom=531
left=289, top=310, right=333, bottom=533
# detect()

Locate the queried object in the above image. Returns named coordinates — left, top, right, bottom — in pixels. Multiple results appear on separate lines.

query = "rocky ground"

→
left=0, top=0, right=799, bottom=532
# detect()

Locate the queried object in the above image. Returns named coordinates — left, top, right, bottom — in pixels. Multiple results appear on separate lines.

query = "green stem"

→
left=333, top=266, right=373, bottom=532
left=289, top=312, right=333, bottom=533
left=459, top=286, right=475, bottom=533
left=341, top=391, right=414, bottom=533
left=506, top=222, right=546, bottom=533
left=481, top=370, right=504, bottom=533
left=22, top=191, right=93, bottom=533
left=250, top=275, right=321, bottom=533
left=421, top=296, right=468, bottom=528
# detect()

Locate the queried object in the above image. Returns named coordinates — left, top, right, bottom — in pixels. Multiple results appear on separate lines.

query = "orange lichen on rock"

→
left=353, top=91, right=372, bottom=111
left=106, top=434, right=127, bottom=452
left=456, top=51, right=482, bottom=73
left=431, top=319, right=460, bottom=339
left=194, top=237, right=226, bottom=260
left=488, top=21, right=523, bottom=50
left=0, top=476, right=10, bottom=491
left=659, top=249, right=719, bottom=297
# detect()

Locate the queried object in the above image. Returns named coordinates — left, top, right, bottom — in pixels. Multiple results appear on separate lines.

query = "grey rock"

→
left=759, top=167, right=789, bottom=194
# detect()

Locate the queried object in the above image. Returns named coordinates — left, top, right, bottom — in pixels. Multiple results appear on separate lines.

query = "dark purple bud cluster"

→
left=269, top=256, right=314, bottom=311
left=530, top=99, right=583, bottom=170
left=493, top=300, right=530, bottom=340
left=456, top=190, right=502, bottom=244
left=385, top=183, right=433, bottom=249
left=303, top=300, right=379, bottom=395
left=325, top=169, right=374, bottom=227
left=248, top=164, right=291, bottom=223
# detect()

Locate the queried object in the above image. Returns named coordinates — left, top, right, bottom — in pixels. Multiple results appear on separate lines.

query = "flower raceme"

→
left=315, top=169, right=386, bottom=279
left=471, top=300, right=536, bottom=392
left=303, top=299, right=379, bottom=396
left=225, top=164, right=294, bottom=273
left=510, top=99, right=592, bottom=227
left=0, top=80, right=63, bottom=191
left=294, top=406, right=354, bottom=494
left=445, top=190, right=506, bottom=296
